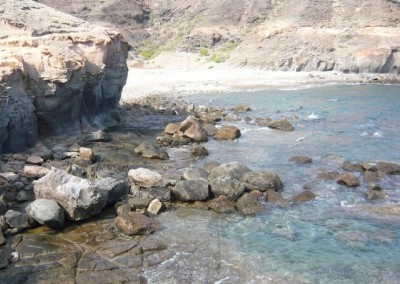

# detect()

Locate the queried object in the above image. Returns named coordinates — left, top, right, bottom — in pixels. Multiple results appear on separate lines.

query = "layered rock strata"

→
left=0, top=0, right=129, bottom=153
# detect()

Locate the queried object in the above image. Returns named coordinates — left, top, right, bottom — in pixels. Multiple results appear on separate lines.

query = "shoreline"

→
left=121, top=64, right=399, bottom=103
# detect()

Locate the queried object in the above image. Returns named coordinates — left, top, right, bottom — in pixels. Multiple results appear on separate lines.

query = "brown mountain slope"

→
left=38, top=0, right=400, bottom=73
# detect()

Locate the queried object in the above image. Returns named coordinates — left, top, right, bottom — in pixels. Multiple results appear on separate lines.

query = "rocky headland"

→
left=0, top=0, right=129, bottom=154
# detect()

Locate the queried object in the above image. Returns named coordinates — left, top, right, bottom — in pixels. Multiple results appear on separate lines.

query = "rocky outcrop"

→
left=0, top=0, right=129, bottom=153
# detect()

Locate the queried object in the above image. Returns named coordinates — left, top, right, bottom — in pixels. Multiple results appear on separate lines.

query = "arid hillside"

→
left=38, top=0, right=400, bottom=73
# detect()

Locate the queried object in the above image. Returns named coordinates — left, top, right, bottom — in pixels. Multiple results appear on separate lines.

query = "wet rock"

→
left=292, top=190, right=316, bottom=202
left=25, top=199, right=65, bottom=229
left=23, top=165, right=50, bottom=179
left=213, top=125, right=241, bottom=140
left=364, top=171, right=380, bottom=183
left=243, top=171, right=283, bottom=192
left=365, top=205, right=400, bottom=216
left=128, top=168, right=164, bottom=188
left=82, top=130, right=113, bottom=143
left=0, top=216, right=6, bottom=231
left=172, top=179, right=210, bottom=201
left=134, top=143, right=169, bottom=160
left=202, top=161, right=221, bottom=174
left=147, top=199, right=164, bottom=215
left=316, top=170, right=339, bottom=181
left=128, top=197, right=153, bottom=209
left=116, top=203, right=132, bottom=215
left=209, top=176, right=245, bottom=200
left=208, top=161, right=251, bottom=181
left=164, top=123, right=180, bottom=135
left=131, top=186, right=171, bottom=202
left=5, top=210, right=35, bottom=229
left=87, top=163, right=128, bottom=179
left=52, top=146, right=69, bottom=160
left=92, top=178, right=128, bottom=205
left=0, top=246, right=12, bottom=269
left=365, top=184, right=386, bottom=200
left=140, top=238, right=167, bottom=252
left=79, top=147, right=95, bottom=162
left=265, top=190, right=289, bottom=207
left=1, top=161, right=25, bottom=174
left=208, top=195, right=236, bottom=213
left=115, top=212, right=159, bottom=235
left=0, top=229, right=4, bottom=246
left=235, top=192, right=265, bottom=215
left=376, top=162, right=400, bottom=175
left=289, top=156, right=313, bottom=164
left=26, top=156, right=44, bottom=165
left=202, top=123, right=218, bottom=136
left=179, top=116, right=208, bottom=142
left=232, top=104, right=252, bottom=112
left=190, top=145, right=209, bottom=157
left=268, top=117, right=294, bottom=131
left=16, top=190, right=34, bottom=202
left=337, top=172, right=360, bottom=187
left=343, top=161, right=364, bottom=172
left=34, top=167, right=109, bottom=220
left=67, top=164, right=87, bottom=178
left=182, top=168, right=208, bottom=181
left=255, top=117, right=272, bottom=127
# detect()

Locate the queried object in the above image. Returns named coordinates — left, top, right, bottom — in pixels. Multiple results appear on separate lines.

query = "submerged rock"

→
left=265, top=190, right=289, bottom=207
left=337, top=172, right=360, bottom=187
left=289, top=156, right=313, bottom=164
left=343, top=161, right=364, bottom=172
left=25, top=199, right=65, bottom=229
left=292, top=190, right=317, bottom=202
left=365, top=184, right=386, bottom=200
left=190, top=145, right=209, bottom=157
left=115, top=212, right=159, bottom=235
left=375, top=162, right=400, bottom=175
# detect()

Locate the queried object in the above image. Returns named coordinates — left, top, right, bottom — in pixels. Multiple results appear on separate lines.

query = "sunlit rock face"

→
left=0, top=0, right=129, bottom=153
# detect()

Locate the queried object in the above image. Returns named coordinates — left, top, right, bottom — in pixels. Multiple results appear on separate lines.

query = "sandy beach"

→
left=121, top=52, right=394, bottom=103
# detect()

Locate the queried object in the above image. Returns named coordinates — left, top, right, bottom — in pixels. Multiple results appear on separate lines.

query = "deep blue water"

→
left=147, top=85, right=400, bottom=283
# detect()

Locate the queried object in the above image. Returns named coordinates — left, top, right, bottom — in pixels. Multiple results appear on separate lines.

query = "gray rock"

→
left=128, top=197, right=153, bottom=209
left=67, top=164, right=87, bottom=178
left=0, top=246, right=12, bottom=269
left=5, top=210, right=35, bottom=229
left=337, top=172, right=360, bottom=187
left=0, top=195, right=8, bottom=215
left=34, top=167, right=109, bottom=220
left=208, top=195, right=236, bottom=213
left=214, top=125, right=241, bottom=140
left=255, top=117, right=272, bottom=127
left=243, top=171, right=283, bottom=192
left=131, top=186, right=171, bottom=202
left=15, top=190, right=34, bottom=202
left=289, top=156, right=313, bottom=164
left=128, top=168, right=164, bottom=188
left=25, top=199, right=65, bottom=229
left=268, top=117, right=294, bottom=131
left=0, top=172, right=19, bottom=183
left=292, top=190, right=317, bottom=202
left=134, top=142, right=169, bottom=160
left=235, top=192, right=265, bottom=215
left=172, top=179, right=210, bottom=201
left=209, top=176, right=246, bottom=200
left=52, top=146, right=69, bottom=160
left=147, top=199, right=164, bottom=215
left=202, top=161, right=221, bottom=174
left=0, top=229, right=4, bottom=246
left=202, top=123, right=218, bottom=136
left=182, top=168, right=208, bottom=181
left=23, top=165, right=50, bottom=179
left=26, top=156, right=44, bottom=165
left=92, top=178, right=128, bottom=205
left=208, top=161, right=251, bottom=181
left=115, top=212, right=159, bottom=235
left=190, top=145, right=209, bottom=157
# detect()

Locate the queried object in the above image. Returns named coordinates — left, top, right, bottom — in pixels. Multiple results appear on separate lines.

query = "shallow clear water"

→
left=147, top=85, right=400, bottom=283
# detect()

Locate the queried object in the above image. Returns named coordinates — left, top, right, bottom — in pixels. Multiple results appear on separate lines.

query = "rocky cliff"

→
left=0, top=0, right=129, bottom=153
left=38, top=0, right=400, bottom=73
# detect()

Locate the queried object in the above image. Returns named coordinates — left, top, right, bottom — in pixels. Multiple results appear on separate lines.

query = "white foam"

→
left=296, top=137, right=305, bottom=142
left=306, top=113, right=320, bottom=120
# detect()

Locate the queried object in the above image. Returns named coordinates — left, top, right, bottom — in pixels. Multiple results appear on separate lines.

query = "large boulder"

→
left=134, top=143, right=169, bottom=160
left=268, top=118, right=294, bottom=131
left=209, top=176, right=246, bottom=200
left=128, top=168, right=164, bottom=188
left=115, top=212, right=159, bottom=235
left=25, top=199, right=65, bottom=229
left=33, top=167, right=109, bottom=220
left=208, top=161, right=251, bottom=181
left=182, top=168, right=208, bottom=181
left=213, top=126, right=241, bottom=140
left=0, top=0, right=128, bottom=154
left=179, top=116, right=208, bottom=142
left=243, top=171, right=283, bottom=192
left=172, top=179, right=210, bottom=201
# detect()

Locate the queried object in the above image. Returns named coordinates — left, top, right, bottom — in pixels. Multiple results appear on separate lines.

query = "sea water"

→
left=145, top=85, right=400, bottom=283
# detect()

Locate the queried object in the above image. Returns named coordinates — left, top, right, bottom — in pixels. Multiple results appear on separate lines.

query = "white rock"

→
left=128, top=168, right=164, bottom=188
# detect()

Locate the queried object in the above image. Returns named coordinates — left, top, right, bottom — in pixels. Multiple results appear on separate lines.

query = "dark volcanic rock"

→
left=115, top=212, right=159, bottom=235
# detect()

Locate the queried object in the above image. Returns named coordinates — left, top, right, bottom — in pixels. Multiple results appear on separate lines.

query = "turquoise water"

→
left=147, top=85, right=400, bottom=283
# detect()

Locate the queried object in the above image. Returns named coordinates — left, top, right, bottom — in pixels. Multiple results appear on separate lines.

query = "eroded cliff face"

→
left=39, top=0, right=400, bottom=73
left=0, top=0, right=129, bottom=153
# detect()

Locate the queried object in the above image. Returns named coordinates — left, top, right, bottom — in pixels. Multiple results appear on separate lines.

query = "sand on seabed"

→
left=120, top=51, right=389, bottom=104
